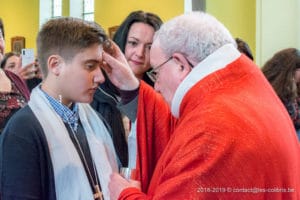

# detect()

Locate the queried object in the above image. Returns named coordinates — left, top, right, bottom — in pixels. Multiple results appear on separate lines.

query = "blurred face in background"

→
left=124, top=22, right=155, bottom=79
left=3, top=54, right=21, bottom=74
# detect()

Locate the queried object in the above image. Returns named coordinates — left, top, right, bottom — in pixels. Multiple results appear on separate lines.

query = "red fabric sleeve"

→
left=118, top=188, right=147, bottom=200
left=135, top=81, right=176, bottom=192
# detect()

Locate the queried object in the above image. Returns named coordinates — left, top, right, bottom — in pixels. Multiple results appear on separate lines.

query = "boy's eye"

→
left=85, top=62, right=98, bottom=70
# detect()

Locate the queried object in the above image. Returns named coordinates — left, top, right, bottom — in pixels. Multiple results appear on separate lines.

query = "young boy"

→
left=0, top=17, right=118, bottom=200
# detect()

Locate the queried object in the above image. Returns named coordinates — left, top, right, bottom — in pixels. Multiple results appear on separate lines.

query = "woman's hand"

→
left=18, top=60, right=42, bottom=80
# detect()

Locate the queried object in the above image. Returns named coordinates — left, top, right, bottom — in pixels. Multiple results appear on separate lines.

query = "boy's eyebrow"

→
left=84, top=59, right=101, bottom=63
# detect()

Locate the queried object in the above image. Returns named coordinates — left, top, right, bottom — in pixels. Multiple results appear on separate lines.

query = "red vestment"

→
left=120, top=54, right=300, bottom=199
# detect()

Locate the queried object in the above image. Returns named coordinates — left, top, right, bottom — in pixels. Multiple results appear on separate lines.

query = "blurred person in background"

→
left=1, top=51, right=42, bottom=91
left=262, top=47, right=300, bottom=140
left=0, top=18, right=30, bottom=134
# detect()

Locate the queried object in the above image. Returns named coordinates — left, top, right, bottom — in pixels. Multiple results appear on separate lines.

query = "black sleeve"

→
left=0, top=107, right=55, bottom=200
left=117, top=88, right=139, bottom=122
left=91, top=87, right=129, bottom=167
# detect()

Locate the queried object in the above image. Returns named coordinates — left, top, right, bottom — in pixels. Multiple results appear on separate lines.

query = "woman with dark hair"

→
left=91, top=10, right=163, bottom=167
left=1, top=52, right=21, bottom=74
left=262, top=48, right=300, bottom=140
left=0, top=19, right=30, bottom=133
left=1, top=52, right=42, bottom=92
left=113, top=11, right=162, bottom=85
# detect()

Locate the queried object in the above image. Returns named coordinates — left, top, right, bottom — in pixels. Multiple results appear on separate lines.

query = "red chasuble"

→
left=120, top=55, right=300, bottom=199
left=133, top=82, right=176, bottom=192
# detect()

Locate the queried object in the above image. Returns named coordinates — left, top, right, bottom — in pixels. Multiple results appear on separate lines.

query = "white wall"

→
left=256, top=0, right=300, bottom=66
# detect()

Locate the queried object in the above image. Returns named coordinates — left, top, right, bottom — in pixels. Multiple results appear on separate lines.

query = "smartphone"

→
left=21, top=48, right=35, bottom=67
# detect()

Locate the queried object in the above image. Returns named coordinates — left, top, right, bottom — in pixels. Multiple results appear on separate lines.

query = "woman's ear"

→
left=48, top=55, right=62, bottom=76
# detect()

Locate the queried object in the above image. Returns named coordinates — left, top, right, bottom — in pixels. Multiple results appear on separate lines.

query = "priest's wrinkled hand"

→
left=109, top=172, right=141, bottom=200
left=101, top=41, right=139, bottom=91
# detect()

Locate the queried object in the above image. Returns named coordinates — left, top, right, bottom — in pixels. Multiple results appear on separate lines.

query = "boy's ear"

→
left=48, top=55, right=62, bottom=76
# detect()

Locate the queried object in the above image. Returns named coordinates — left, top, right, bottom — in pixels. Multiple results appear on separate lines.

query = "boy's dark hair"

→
left=37, top=17, right=108, bottom=77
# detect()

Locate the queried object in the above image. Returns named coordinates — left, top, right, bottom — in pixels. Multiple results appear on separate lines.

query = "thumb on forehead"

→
left=102, top=51, right=118, bottom=69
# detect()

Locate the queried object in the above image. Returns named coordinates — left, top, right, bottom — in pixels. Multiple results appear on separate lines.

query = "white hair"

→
left=154, top=11, right=236, bottom=63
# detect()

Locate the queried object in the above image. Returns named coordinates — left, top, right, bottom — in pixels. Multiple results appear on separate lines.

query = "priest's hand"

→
left=101, top=41, right=139, bottom=91
left=109, top=172, right=141, bottom=200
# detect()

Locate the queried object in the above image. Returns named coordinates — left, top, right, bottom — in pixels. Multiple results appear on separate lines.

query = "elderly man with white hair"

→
left=102, top=11, right=300, bottom=200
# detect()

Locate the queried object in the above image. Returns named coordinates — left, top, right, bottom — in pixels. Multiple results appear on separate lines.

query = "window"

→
left=40, top=0, right=94, bottom=26
left=83, top=0, right=94, bottom=21
left=52, top=0, right=62, bottom=18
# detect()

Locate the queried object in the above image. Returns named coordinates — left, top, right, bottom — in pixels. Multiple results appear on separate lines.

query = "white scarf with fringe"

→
left=28, top=87, right=118, bottom=200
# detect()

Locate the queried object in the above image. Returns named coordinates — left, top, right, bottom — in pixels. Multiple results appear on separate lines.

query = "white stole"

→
left=127, top=120, right=137, bottom=169
left=171, top=44, right=241, bottom=118
left=28, top=87, right=118, bottom=200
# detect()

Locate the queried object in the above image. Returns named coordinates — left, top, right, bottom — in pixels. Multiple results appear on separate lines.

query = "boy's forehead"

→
left=76, top=44, right=103, bottom=57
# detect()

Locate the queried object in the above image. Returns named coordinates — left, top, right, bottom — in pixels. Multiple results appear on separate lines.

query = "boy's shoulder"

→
left=2, top=105, right=43, bottom=139
left=8, top=105, right=37, bottom=124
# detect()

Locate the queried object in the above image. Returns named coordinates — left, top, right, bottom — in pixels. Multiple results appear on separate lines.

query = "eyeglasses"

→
left=147, top=57, right=173, bottom=82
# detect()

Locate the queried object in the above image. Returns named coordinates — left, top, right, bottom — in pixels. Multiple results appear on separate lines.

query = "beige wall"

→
left=256, top=0, right=300, bottom=66
left=206, top=0, right=256, bottom=61
left=95, top=0, right=183, bottom=34
left=0, top=0, right=39, bottom=53
left=0, top=0, right=256, bottom=61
